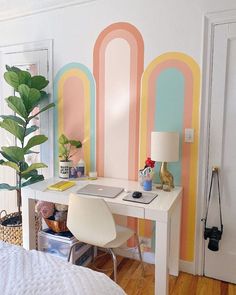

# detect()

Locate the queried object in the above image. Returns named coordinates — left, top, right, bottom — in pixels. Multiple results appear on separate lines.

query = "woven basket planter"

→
left=0, top=210, right=42, bottom=247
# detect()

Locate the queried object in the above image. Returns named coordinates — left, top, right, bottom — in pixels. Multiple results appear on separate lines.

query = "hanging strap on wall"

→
left=203, top=167, right=223, bottom=233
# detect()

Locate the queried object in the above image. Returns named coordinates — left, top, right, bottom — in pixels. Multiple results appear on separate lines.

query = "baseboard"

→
left=114, top=248, right=155, bottom=264
left=179, top=259, right=196, bottom=275
left=114, top=248, right=196, bottom=275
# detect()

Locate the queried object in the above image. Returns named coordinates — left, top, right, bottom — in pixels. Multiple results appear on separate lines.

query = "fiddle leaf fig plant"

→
left=0, top=65, right=55, bottom=223
left=58, top=134, right=82, bottom=162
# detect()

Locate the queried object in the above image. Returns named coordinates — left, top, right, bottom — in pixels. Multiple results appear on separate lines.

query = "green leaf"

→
left=2, top=147, right=24, bottom=162
left=18, top=84, right=41, bottom=113
left=40, top=91, right=49, bottom=100
left=18, top=84, right=30, bottom=109
left=24, top=135, right=48, bottom=152
left=21, top=169, right=38, bottom=180
left=28, top=88, right=41, bottom=110
left=68, top=140, right=82, bottom=148
left=21, top=175, right=44, bottom=187
left=6, top=65, right=12, bottom=71
left=59, top=134, right=69, bottom=144
left=25, top=149, right=39, bottom=155
left=4, top=71, right=19, bottom=91
left=31, top=76, right=49, bottom=90
left=0, top=183, right=17, bottom=191
left=0, top=160, right=4, bottom=164
left=20, top=161, right=28, bottom=171
left=59, top=144, right=67, bottom=156
left=25, top=125, right=39, bottom=136
left=21, top=162, right=47, bottom=175
left=6, top=96, right=28, bottom=118
left=1, top=161, right=20, bottom=172
left=0, top=151, right=17, bottom=163
left=29, top=103, right=55, bottom=120
left=5, top=65, right=21, bottom=73
left=18, top=71, right=31, bottom=86
left=0, top=115, right=25, bottom=126
left=0, top=118, right=24, bottom=142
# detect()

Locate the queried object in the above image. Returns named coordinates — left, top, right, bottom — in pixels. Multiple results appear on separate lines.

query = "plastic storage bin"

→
left=38, top=229, right=93, bottom=266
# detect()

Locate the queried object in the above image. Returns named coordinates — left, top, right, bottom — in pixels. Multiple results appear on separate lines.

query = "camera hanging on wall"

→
left=202, top=167, right=223, bottom=252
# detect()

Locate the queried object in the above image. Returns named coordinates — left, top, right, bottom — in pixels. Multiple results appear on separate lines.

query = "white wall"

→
left=0, top=0, right=235, bottom=75
left=0, top=0, right=236, bottom=268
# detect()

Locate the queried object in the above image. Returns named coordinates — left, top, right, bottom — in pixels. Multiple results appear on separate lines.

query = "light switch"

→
left=185, top=128, right=194, bottom=143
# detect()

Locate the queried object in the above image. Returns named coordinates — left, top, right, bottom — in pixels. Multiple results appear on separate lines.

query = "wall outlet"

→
left=139, top=236, right=152, bottom=249
left=184, top=128, right=194, bottom=143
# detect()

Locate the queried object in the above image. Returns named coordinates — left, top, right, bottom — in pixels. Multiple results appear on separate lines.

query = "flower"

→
left=145, top=157, right=155, bottom=168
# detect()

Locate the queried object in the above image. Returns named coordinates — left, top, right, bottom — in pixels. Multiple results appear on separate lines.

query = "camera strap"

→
left=203, top=167, right=223, bottom=233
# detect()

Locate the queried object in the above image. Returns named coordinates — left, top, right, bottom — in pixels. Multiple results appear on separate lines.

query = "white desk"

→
left=22, top=177, right=182, bottom=295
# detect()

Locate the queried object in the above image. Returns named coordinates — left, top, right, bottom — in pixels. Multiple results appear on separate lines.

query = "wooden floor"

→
left=89, top=254, right=236, bottom=295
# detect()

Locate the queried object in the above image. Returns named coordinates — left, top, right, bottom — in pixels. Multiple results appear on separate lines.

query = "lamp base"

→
left=155, top=184, right=172, bottom=192
left=158, top=162, right=174, bottom=191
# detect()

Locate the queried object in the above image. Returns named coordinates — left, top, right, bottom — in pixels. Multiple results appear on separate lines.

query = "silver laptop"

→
left=77, top=184, right=124, bottom=198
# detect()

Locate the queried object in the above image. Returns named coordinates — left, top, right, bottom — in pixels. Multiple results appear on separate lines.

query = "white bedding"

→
left=0, top=241, right=126, bottom=295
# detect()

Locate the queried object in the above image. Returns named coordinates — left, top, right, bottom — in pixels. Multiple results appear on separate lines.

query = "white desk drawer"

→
left=107, top=203, right=145, bottom=218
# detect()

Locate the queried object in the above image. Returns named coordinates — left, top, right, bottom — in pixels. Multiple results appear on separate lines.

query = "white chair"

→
left=67, top=193, right=144, bottom=282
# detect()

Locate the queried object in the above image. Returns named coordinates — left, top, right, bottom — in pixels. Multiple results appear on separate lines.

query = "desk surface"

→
left=22, top=177, right=183, bottom=295
left=23, top=177, right=182, bottom=222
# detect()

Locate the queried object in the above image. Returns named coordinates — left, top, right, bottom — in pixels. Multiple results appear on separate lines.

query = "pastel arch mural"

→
left=93, top=22, right=144, bottom=247
left=93, top=22, right=144, bottom=181
left=54, top=63, right=96, bottom=174
left=139, top=52, right=200, bottom=261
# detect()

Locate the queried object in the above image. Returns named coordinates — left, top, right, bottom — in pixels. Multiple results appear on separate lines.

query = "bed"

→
left=0, top=241, right=126, bottom=295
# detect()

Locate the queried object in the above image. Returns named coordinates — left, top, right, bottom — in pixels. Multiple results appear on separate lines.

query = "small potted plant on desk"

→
left=0, top=65, right=55, bottom=245
left=58, top=134, right=82, bottom=178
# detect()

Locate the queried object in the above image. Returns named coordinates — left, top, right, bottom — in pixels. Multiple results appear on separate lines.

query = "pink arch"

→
left=93, top=22, right=144, bottom=180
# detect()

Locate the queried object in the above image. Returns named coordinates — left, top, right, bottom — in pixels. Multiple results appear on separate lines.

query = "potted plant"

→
left=0, top=65, right=55, bottom=238
left=58, top=134, right=82, bottom=178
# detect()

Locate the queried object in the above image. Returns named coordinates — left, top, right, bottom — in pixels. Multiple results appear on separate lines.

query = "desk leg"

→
left=155, top=220, right=170, bottom=295
left=22, top=197, right=36, bottom=250
left=169, top=198, right=182, bottom=276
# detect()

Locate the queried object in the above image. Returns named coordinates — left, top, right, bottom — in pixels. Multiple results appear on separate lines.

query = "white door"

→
left=0, top=44, right=53, bottom=214
left=204, top=22, right=236, bottom=283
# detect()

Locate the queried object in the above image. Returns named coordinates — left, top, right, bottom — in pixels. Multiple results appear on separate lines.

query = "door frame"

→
left=196, top=9, right=236, bottom=276
left=0, top=39, right=54, bottom=177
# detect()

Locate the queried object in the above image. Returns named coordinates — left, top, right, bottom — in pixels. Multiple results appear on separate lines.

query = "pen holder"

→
left=139, top=167, right=154, bottom=187
left=143, top=179, right=152, bottom=191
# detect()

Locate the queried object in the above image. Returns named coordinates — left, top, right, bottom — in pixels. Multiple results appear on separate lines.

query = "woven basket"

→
left=0, top=210, right=42, bottom=247
left=44, top=218, right=68, bottom=233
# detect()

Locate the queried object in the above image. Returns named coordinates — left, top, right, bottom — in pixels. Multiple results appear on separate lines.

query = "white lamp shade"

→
left=151, top=132, right=179, bottom=162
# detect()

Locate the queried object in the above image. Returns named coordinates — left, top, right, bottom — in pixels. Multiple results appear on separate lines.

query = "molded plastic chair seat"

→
left=67, top=193, right=144, bottom=282
left=104, top=225, right=134, bottom=248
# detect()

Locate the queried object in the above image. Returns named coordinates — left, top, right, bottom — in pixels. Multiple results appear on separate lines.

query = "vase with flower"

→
left=139, top=157, right=155, bottom=190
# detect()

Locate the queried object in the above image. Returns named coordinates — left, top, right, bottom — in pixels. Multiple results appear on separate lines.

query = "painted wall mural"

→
left=93, top=22, right=144, bottom=247
left=93, top=22, right=144, bottom=180
left=53, top=23, right=200, bottom=262
left=139, top=52, right=200, bottom=261
left=54, top=63, right=96, bottom=174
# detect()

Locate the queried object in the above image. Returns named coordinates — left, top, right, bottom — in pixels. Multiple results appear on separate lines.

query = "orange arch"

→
left=93, top=22, right=144, bottom=180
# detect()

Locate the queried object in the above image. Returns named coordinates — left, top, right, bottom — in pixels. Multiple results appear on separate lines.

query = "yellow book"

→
left=47, top=181, right=76, bottom=191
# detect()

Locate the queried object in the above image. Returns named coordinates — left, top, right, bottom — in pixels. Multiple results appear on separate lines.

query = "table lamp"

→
left=151, top=132, right=179, bottom=191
